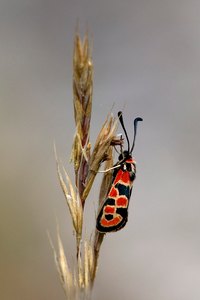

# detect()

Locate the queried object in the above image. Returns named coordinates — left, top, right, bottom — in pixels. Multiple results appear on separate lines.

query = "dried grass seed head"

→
left=55, top=145, right=83, bottom=239
left=72, top=33, right=93, bottom=173
left=48, top=230, right=77, bottom=300
left=78, top=239, right=95, bottom=291
left=81, top=114, right=118, bottom=202
left=89, top=114, right=118, bottom=172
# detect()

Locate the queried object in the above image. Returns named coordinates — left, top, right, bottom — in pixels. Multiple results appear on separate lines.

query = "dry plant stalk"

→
left=51, top=32, right=122, bottom=300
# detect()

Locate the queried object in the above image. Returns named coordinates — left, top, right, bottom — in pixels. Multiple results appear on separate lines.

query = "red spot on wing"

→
left=116, top=197, right=128, bottom=207
left=121, top=171, right=130, bottom=184
left=101, top=215, right=122, bottom=227
left=113, top=170, right=130, bottom=185
left=108, top=186, right=118, bottom=198
left=113, top=169, right=123, bottom=184
left=104, top=206, right=115, bottom=214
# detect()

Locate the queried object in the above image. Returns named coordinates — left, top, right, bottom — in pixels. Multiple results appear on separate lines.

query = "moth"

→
left=96, top=111, right=143, bottom=232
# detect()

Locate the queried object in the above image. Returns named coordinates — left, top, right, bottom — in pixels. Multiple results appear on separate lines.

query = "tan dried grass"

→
left=50, top=31, right=122, bottom=299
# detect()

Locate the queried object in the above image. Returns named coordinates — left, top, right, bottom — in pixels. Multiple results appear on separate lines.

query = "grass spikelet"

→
left=48, top=229, right=76, bottom=300
left=77, top=239, right=95, bottom=291
left=82, top=114, right=118, bottom=202
left=72, top=31, right=93, bottom=204
left=55, top=144, right=83, bottom=252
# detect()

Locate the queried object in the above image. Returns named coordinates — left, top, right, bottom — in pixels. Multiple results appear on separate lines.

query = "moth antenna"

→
left=118, top=111, right=130, bottom=153
left=130, top=117, right=143, bottom=153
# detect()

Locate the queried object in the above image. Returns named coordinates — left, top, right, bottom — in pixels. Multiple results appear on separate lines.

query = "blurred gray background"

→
left=1, top=0, right=200, bottom=299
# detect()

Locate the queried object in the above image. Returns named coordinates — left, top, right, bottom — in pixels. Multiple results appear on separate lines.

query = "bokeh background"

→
left=1, top=0, right=200, bottom=299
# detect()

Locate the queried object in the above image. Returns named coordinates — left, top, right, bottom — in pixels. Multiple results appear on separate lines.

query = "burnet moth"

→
left=96, top=111, right=143, bottom=233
